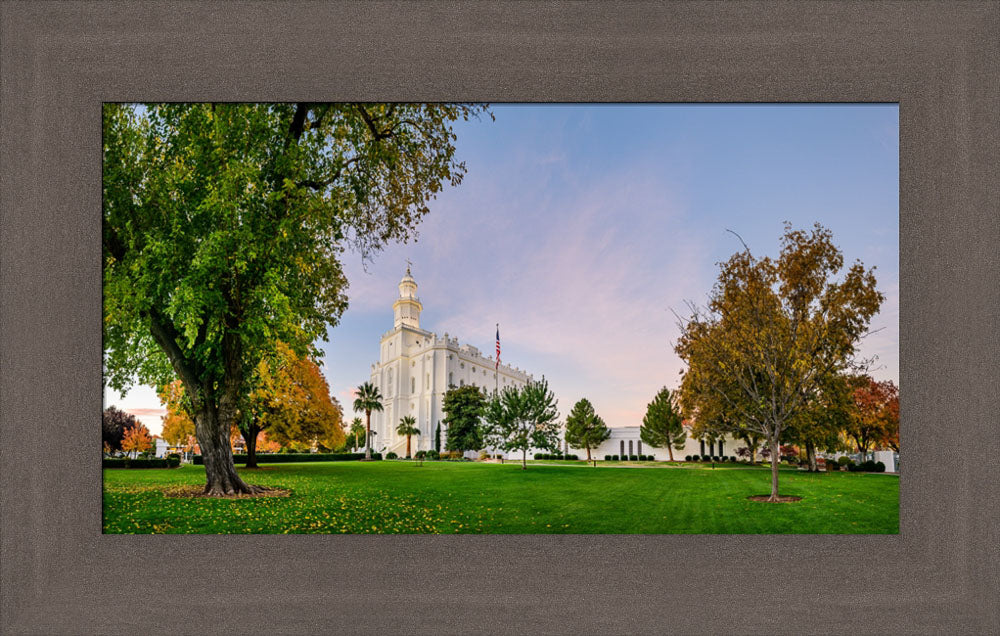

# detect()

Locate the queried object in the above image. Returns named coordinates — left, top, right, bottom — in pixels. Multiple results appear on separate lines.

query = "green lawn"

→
left=102, top=461, right=899, bottom=534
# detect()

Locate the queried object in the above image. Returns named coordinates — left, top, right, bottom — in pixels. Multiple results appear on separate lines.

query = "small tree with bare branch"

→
left=675, top=223, right=883, bottom=501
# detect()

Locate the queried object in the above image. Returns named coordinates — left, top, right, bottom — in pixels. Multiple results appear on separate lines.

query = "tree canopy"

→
left=247, top=341, right=344, bottom=458
left=442, top=384, right=487, bottom=452
left=482, top=378, right=560, bottom=469
left=102, top=406, right=138, bottom=455
left=103, top=102, right=488, bottom=493
left=676, top=223, right=883, bottom=500
left=849, top=376, right=899, bottom=458
left=564, top=398, right=610, bottom=461
left=639, top=387, right=687, bottom=461
left=158, top=379, right=195, bottom=448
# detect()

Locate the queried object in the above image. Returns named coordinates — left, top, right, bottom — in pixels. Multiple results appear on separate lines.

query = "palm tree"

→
left=396, top=415, right=420, bottom=458
left=353, top=382, right=384, bottom=460
left=348, top=417, right=365, bottom=451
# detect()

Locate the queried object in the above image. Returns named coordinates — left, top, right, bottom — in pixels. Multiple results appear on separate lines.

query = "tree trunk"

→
left=668, top=446, right=674, bottom=462
left=245, top=423, right=260, bottom=468
left=585, top=446, right=591, bottom=461
left=365, top=411, right=372, bottom=460
left=195, top=405, right=256, bottom=495
left=768, top=436, right=781, bottom=501
left=806, top=441, right=817, bottom=472
left=406, top=435, right=411, bottom=459
left=522, top=448, right=527, bottom=470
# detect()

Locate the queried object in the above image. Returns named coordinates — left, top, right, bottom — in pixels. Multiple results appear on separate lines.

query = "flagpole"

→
left=495, top=322, right=500, bottom=463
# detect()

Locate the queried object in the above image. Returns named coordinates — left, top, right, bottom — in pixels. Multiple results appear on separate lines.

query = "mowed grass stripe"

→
left=102, top=461, right=899, bottom=534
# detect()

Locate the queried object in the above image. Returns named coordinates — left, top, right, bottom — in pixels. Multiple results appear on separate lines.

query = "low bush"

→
left=103, top=457, right=179, bottom=469
left=414, top=450, right=427, bottom=460
left=193, top=452, right=379, bottom=465
left=425, top=450, right=440, bottom=460
left=685, top=455, right=692, bottom=462
left=875, top=461, right=886, bottom=473
left=611, top=455, right=619, bottom=461
left=701, top=455, right=711, bottom=462
left=605, top=455, right=612, bottom=461
left=629, top=455, right=638, bottom=461
left=729, top=456, right=737, bottom=462
left=386, top=452, right=398, bottom=460
left=837, top=456, right=853, bottom=467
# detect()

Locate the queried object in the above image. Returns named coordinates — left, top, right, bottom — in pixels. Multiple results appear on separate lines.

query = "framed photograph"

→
left=2, top=2, right=996, bottom=633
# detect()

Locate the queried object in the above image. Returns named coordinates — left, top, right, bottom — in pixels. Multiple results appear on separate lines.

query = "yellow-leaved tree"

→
left=676, top=223, right=883, bottom=501
left=241, top=342, right=344, bottom=467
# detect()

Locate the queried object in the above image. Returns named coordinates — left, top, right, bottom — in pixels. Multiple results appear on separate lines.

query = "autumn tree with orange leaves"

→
left=159, top=380, right=195, bottom=449
left=849, top=376, right=899, bottom=459
left=241, top=342, right=344, bottom=467
left=121, top=422, right=154, bottom=457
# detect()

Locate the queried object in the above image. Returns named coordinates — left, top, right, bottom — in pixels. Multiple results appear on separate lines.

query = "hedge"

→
left=193, top=452, right=380, bottom=465
left=103, top=457, right=180, bottom=469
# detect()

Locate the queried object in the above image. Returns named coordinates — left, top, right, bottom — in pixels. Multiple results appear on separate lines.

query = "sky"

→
left=105, top=104, right=899, bottom=435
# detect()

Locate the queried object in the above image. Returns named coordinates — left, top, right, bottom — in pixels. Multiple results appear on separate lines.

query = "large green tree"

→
left=564, top=398, right=610, bottom=461
left=676, top=224, right=883, bottom=501
left=442, top=384, right=486, bottom=452
left=482, top=378, right=560, bottom=469
left=103, top=102, right=487, bottom=494
left=639, top=387, right=687, bottom=461
left=352, top=381, right=384, bottom=461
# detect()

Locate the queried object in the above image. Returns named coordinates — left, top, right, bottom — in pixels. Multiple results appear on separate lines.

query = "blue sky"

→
left=106, top=104, right=899, bottom=434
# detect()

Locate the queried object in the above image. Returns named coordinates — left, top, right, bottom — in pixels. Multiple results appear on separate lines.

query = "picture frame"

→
left=2, top=2, right=996, bottom=633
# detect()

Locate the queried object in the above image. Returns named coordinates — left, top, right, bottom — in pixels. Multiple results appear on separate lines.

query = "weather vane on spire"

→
left=405, top=258, right=412, bottom=275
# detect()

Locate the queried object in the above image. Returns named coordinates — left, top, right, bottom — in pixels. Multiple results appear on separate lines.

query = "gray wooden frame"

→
left=2, top=2, right=997, bottom=633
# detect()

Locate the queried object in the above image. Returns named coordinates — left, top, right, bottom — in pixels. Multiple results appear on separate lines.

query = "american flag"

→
left=495, top=324, right=500, bottom=369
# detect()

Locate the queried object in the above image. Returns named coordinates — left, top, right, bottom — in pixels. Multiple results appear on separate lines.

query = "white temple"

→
left=368, top=267, right=532, bottom=456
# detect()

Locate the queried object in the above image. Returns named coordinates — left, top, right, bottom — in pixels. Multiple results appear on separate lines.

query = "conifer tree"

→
left=564, top=398, right=610, bottom=461
left=639, top=387, right=687, bottom=461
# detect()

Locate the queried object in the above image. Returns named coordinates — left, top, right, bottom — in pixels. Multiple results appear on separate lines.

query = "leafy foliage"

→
left=563, top=398, right=610, bottom=461
left=482, top=378, right=560, bottom=469
left=158, top=380, right=195, bottom=448
left=676, top=223, right=883, bottom=500
left=639, top=388, right=687, bottom=461
left=102, top=406, right=139, bottom=455
left=103, top=102, right=489, bottom=493
left=442, top=384, right=487, bottom=452
left=121, top=422, right=154, bottom=457
left=850, top=376, right=899, bottom=457
left=247, top=341, right=344, bottom=452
